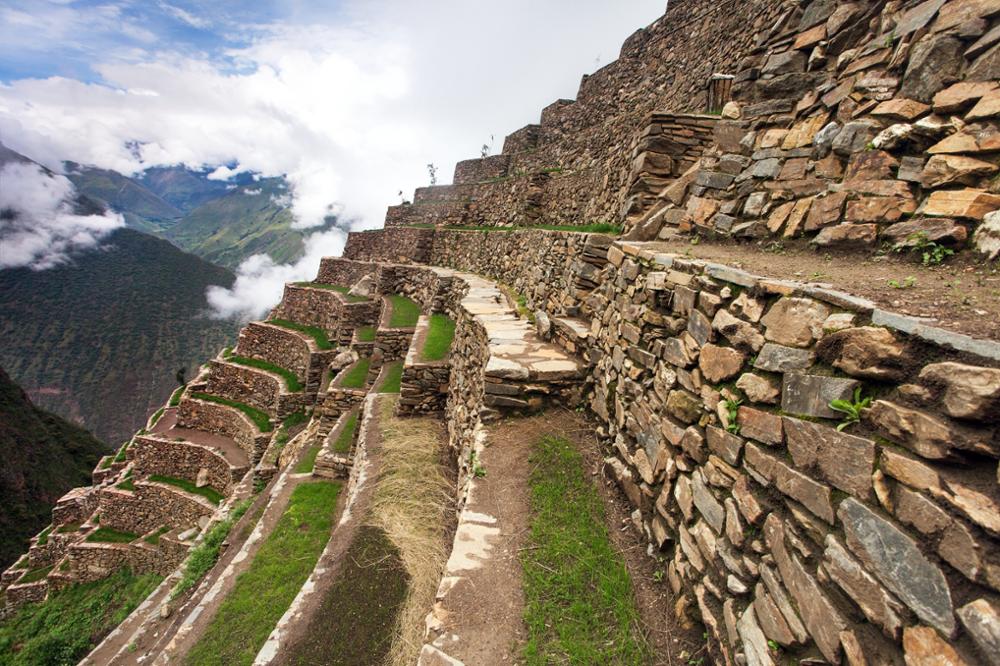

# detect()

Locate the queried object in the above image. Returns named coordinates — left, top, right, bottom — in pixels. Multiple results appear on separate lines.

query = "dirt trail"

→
left=421, top=410, right=700, bottom=665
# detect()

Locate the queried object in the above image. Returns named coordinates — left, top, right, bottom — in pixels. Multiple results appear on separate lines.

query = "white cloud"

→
left=0, top=0, right=664, bottom=314
left=0, top=162, right=124, bottom=270
left=206, top=228, right=346, bottom=321
left=158, top=2, right=211, bottom=30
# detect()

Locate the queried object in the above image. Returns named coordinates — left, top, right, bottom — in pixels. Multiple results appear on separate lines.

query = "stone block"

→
left=815, top=326, right=910, bottom=381
left=919, top=362, right=1000, bottom=422
left=698, top=344, right=745, bottom=383
left=783, top=417, right=875, bottom=499
left=823, top=535, right=909, bottom=640
left=761, top=297, right=829, bottom=348
left=746, top=444, right=833, bottom=523
left=738, top=407, right=783, bottom=446
left=781, top=373, right=859, bottom=419
left=753, top=343, right=813, bottom=373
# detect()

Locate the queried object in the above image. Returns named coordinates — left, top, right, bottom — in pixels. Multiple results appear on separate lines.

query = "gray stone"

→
left=784, top=417, right=875, bottom=499
left=823, top=535, right=909, bottom=640
left=752, top=158, right=783, bottom=179
left=753, top=343, right=813, bottom=373
left=838, top=498, right=955, bottom=636
left=798, top=0, right=837, bottom=29
left=958, top=599, right=1000, bottom=666
left=813, top=121, right=840, bottom=158
left=691, top=470, right=725, bottom=534
left=706, top=426, right=743, bottom=466
left=762, top=50, right=806, bottom=76
left=687, top=309, right=713, bottom=347
left=900, top=34, right=965, bottom=102
left=712, top=309, right=765, bottom=352
left=975, top=210, right=1000, bottom=260
left=832, top=121, right=877, bottom=157
left=534, top=310, right=552, bottom=339
left=781, top=373, right=859, bottom=419
left=737, top=605, right=776, bottom=666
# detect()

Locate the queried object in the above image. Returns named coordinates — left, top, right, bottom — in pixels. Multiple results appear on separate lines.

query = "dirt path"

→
left=421, top=410, right=702, bottom=666
left=151, top=408, right=250, bottom=468
left=645, top=237, right=1000, bottom=340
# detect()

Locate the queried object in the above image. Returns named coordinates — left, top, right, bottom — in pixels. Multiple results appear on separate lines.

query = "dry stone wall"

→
left=273, top=285, right=343, bottom=336
left=342, top=227, right=434, bottom=263
left=177, top=397, right=271, bottom=462
left=236, top=323, right=314, bottom=386
left=205, top=360, right=283, bottom=414
left=97, top=482, right=213, bottom=537
left=131, top=435, right=238, bottom=495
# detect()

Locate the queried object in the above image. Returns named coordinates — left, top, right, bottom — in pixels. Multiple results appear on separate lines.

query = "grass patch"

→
left=117, top=477, right=136, bottom=491
left=338, top=358, right=371, bottom=389
left=190, top=392, right=273, bottom=432
left=171, top=500, right=251, bottom=601
left=371, top=398, right=453, bottom=666
left=225, top=354, right=303, bottom=393
left=420, top=314, right=456, bottom=361
left=18, top=565, right=53, bottom=585
left=55, top=523, right=81, bottom=535
left=11, top=556, right=27, bottom=570
left=268, top=318, right=334, bottom=350
left=378, top=361, right=403, bottom=394
left=294, top=281, right=369, bottom=302
left=185, top=482, right=341, bottom=666
left=279, top=526, right=408, bottom=666
left=521, top=435, right=650, bottom=664
left=355, top=326, right=376, bottom=342
left=148, top=475, right=224, bottom=505
left=36, top=525, right=53, bottom=546
left=144, top=526, right=171, bottom=545
left=332, top=411, right=358, bottom=454
left=386, top=295, right=420, bottom=328
left=86, top=527, right=138, bottom=544
left=294, top=445, right=321, bottom=473
left=113, top=441, right=129, bottom=463
left=99, top=455, right=113, bottom=470
left=150, top=407, right=164, bottom=427
left=263, top=411, right=309, bottom=468
left=169, top=385, right=186, bottom=407
left=0, top=567, right=162, bottom=665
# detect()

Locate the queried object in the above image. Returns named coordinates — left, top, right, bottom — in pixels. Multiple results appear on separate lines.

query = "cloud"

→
left=206, top=228, right=346, bottom=321
left=158, top=2, right=211, bottom=30
left=0, top=162, right=124, bottom=270
left=0, top=0, right=664, bottom=314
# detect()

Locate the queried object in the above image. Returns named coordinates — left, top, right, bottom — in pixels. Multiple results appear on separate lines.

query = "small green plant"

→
left=829, top=387, right=872, bottom=431
left=724, top=398, right=742, bottom=435
left=468, top=450, right=487, bottom=478
left=767, top=639, right=780, bottom=652
left=652, top=569, right=665, bottom=583
left=894, top=231, right=954, bottom=266
left=888, top=276, right=917, bottom=289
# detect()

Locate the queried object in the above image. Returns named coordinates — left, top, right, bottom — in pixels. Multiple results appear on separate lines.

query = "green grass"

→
left=421, top=314, right=456, bottom=361
left=386, top=295, right=420, bottom=328
left=99, top=455, right=114, bottom=470
left=172, top=500, right=251, bottom=600
left=150, top=407, right=164, bottom=427
left=36, top=525, right=53, bottom=546
left=267, top=318, right=334, bottom=350
left=407, top=223, right=622, bottom=234
left=295, top=445, right=322, bottom=473
left=117, top=477, right=136, bottom=491
left=190, top=392, right=273, bottom=432
left=144, top=526, right=171, bottom=545
left=0, top=567, right=163, bottom=665
left=378, top=361, right=403, bottom=393
left=185, top=482, right=341, bottom=666
left=86, top=527, right=139, bottom=544
left=521, top=435, right=650, bottom=665
left=113, top=441, right=129, bottom=463
left=11, top=556, right=27, bottom=570
left=338, top=358, right=371, bottom=389
left=294, top=282, right=369, bottom=302
left=225, top=354, right=303, bottom=392
left=169, top=385, right=186, bottom=407
left=332, top=412, right=358, bottom=455
left=18, top=565, right=53, bottom=585
left=55, top=523, right=81, bottom=535
left=148, top=475, right=224, bottom=505
left=355, top=326, right=376, bottom=342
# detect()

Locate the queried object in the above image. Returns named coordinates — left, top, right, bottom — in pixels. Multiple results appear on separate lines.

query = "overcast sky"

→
left=0, top=0, right=665, bottom=317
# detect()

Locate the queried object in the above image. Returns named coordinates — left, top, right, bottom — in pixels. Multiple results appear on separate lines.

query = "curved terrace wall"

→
left=205, top=360, right=284, bottom=415
left=131, top=435, right=238, bottom=496
left=236, top=323, right=314, bottom=386
left=177, top=397, right=271, bottom=462
left=97, top=481, right=214, bottom=537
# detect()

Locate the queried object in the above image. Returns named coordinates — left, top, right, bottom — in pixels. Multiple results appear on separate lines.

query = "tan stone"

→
left=922, top=188, right=1000, bottom=220
left=967, top=89, right=1000, bottom=120
left=812, top=223, right=878, bottom=247
left=816, top=326, right=910, bottom=381
left=932, top=80, right=999, bottom=113
left=738, top=406, right=783, bottom=446
left=921, top=154, right=999, bottom=188
left=932, top=0, right=1000, bottom=35
left=766, top=200, right=795, bottom=234
left=760, top=297, right=829, bottom=348
left=736, top=373, right=779, bottom=404
left=868, top=400, right=998, bottom=460
left=712, top=309, right=765, bottom=352
left=881, top=448, right=942, bottom=492
left=784, top=417, right=875, bottom=499
left=686, top=196, right=720, bottom=226
left=794, top=23, right=826, bottom=50
left=902, top=626, right=968, bottom=665
left=781, top=113, right=830, bottom=149
left=845, top=196, right=917, bottom=223
left=747, top=443, right=833, bottom=523
left=804, top=191, right=846, bottom=230
left=872, top=97, right=931, bottom=120
left=919, top=362, right=1000, bottom=421
left=928, top=127, right=1000, bottom=154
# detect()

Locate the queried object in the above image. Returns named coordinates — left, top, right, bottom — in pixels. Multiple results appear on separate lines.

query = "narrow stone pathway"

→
left=151, top=407, right=250, bottom=468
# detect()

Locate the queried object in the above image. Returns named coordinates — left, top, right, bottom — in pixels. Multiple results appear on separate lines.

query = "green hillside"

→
left=66, top=164, right=183, bottom=234
left=138, top=166, right=232, bottom=213
left=0, top=368, right=108, bottom=568
left=0, top=228, right=238, bottom=445
left=165, top=179, right=310, bottom=270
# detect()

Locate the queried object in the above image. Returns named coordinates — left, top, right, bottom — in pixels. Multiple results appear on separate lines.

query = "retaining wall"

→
left=131, top=435, right=238, bottom=495
left=177, top=397, right=271, bottom=462
left=97, top=482, right=214, bottom=537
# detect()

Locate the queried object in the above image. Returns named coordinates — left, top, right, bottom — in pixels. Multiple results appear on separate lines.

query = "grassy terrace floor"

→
left=184, top=481, right=341, bottom=666
left=190, top=392, right=273, bottom=432
left=421, top=313, right=456, bottom=361
left=386, top=295, right=420, bottom=328
left=0, top=568, right=163, bottom=665
left=294, top=281, right=369, bottom=302
left=377, top=361, right=403, bottom=393
left=332, top=411, right=358, bottom=454
left=223, top=354, right=303, bottom=393
left=521, top=435, right=649, bottom=664
left=86, top=527, right=139, bottom=544
left=268, top=318, right=334, bottom=350
left=149, top=475, right=225, bottom=505
left=355, top=325, right=376, bottom=342
left=337, top=358, right=371, bottom=389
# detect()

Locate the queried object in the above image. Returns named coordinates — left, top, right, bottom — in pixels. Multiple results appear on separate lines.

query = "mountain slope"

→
left=66, top=164, right=183, bottom=234
left=165, top=178, right=309, bottom=269
left=0, top=367, right=108, bottom=568
left=137, top=166, right=233, bottom=213
left=0, top=228, right=238, bottom=444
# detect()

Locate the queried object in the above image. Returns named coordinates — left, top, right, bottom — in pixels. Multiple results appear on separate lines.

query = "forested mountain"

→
left=0, top=228, right=238, bottom=444
left=0, top=367, right=107, bottom=568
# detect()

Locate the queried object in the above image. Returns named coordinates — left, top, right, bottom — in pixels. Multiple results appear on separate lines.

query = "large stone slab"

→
left=760, top=297, right=829, bottom=348
left=783, top=417, right=874, bottom=499
left=781, top=373, right=859, bottom=419
left=919, top=362, right=1000, bottom=422
left=838, top=498, right=955, bottom=636
left=823, top=535, right=909, bottom=639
